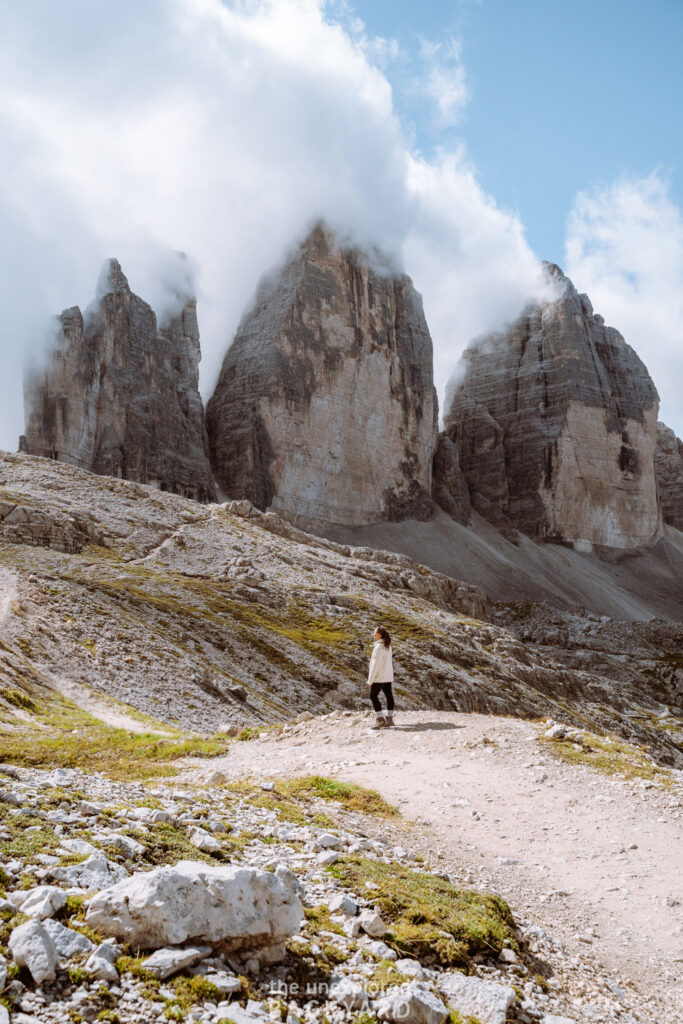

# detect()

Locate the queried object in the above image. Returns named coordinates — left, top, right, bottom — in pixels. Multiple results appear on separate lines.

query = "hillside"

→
left=0, top=452, right=681, bottom=769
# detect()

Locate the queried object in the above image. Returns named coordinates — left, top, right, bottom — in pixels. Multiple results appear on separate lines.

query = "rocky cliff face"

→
left=654, top=422, right=683, bottom=531
left=206, top=224, right=438, bottom=528
left=444, top=264, right=663, bottom=551
left=22, top=260, right=215, bottom=501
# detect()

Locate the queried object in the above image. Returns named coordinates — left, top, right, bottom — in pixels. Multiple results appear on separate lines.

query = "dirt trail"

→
left=206, top=710, right=683, bottom=1022
left=49, top=674, right=174, bottom=735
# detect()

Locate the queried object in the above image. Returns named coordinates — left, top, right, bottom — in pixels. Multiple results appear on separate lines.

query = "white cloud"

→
left=566, top=172, right=683, bottom=437
left=0, top=0, right=549, bottom=450
left=420, top=37, right=470, bottom=127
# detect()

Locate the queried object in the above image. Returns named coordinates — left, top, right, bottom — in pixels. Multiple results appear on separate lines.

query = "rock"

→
left=206, top=222, right=438, bottom=529
left=85, top=940, right=120, bottom=983
left=431, top=433, right=471, bottom=524
left=316, top=850, right=339, bottom=866
left=395, top=958, right=426, bottom=979
left=190, top=826, right=222, bottom=853
left=0, top=952, right=6, bottom=990
left=438, top=971, right=516, bottom=1024
left=358, top=909, right=386, bottom=938
left=328, top=975, right=369, bottom=1011
left=329, top=893, right=357, bottom=917
left=0, top=1006, right=7, bottom=1024
left=317, top=833, right=342, bottom=849
left=544, top=724, right=567, bottom=740
left=364, top=939, right=396, bottom=960
left=498, top=946, right=517, bottom=962
left=59, top=837, right=98, bottom=856
left=541, top=1017, right=578, bottom=1024
left=445, top=263, right=662, bottom=550
left=375, top=981, right=448, bottom=1024
left=343, top=917, right=362, bottom=939
left=85, top=860, right=303, bottom=951
left=42, top=919, right=95, bottom=959
left=0, top=502, right=102, bottom=554
left=23, top=258, right=216, bottom=502
left=109, top=833, right=146, bottom=858
left=142, top=944, right=212, bottom=979
left=654, top=422, right=683, bottom=530
left=206, top=771, right=229, bottom=786
left=215, top=1006, right=262, bottom=1024
left=8, top=919, right=59, bottom=984
left=50, top=850, right=127, bottom=890
left=18, top=885, right=67, bottom=920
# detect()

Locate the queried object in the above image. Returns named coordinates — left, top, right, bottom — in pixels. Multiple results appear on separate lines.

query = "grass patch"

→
left=168, top=974, right=225, bottom=1011
left=539, top=730, right=672, bottom=785
left=1, top=687, right=39, bottom=712
left=0, top=699, right=230, bottom=781
left=126, top=822, right=230, bottom=867
left=280, top=776, right=398, bottom=818
left=303, top=904, right=345, bottom=935
left=328, top=857, right=516, bottom=967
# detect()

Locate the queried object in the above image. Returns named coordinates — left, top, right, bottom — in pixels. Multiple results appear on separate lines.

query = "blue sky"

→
left=0, top=0, right=681, bottom=445
left=352, top=0, right=683, bottom=264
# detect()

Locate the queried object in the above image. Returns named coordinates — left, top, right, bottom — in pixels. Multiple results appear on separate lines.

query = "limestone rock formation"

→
left=22, top=259, right=215, bottom=501
left=654, top=422, right=683, bottom=531
left=444, top=264, right=663, bottom=551
left=206, top=223, right=438, bottom=528
left=431, top=433, right=471, bottom=525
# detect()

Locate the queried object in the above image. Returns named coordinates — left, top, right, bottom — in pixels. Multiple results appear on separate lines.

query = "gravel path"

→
left=204, top=710, right=683, bottom=1022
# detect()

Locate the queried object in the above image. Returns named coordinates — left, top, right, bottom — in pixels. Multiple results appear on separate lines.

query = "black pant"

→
left=370, top=682, right=394, bottom=713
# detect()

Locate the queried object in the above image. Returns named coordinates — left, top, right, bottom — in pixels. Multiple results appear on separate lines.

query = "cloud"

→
left=420, top=37, right=470, bottom=128
left=566, top=171, right=683, bottom=437
left=0, top=0, right=550, bottom=451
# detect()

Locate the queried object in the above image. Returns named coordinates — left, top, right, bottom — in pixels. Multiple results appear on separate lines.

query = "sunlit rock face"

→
left=22, top=259, right=216, bottom=502
left=207, top=223, right=438, bottom=529
left=444, top=264, right=662, bottom=552
left=654, top=422, right=683, bottom=531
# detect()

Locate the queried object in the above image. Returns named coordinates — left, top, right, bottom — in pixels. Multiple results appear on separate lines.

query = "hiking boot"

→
left=384, top=714, right=395, bottom=727
left=370, top=715, right=386, bottom=730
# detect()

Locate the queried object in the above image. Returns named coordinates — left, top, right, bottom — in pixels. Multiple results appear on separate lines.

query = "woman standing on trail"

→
left=367, top=626, right=394, bottom=729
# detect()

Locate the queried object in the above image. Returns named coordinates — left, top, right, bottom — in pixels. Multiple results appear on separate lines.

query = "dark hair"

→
left=375, top=626, right=391, bottom=648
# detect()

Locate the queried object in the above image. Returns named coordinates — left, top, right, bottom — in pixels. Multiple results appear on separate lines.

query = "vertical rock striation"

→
left=206, top=223, right=438, bottom=528
left=23, top=260, right=216, bottom=501
left=444, top=264, right=663, bottom=551
left=654, top=422, right=683, bottom=531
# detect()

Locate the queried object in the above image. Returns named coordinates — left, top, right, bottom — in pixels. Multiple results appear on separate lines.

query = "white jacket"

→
left=368, top=640, right=393, bottom=684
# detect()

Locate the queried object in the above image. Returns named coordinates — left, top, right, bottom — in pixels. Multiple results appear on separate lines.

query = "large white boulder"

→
left=438, top=972, right=516, bottom=1024
left=85, top=860, right=303, bottom=951
left=375, top=982, right=448, bottom=1024
left=8, top=920, right=59, bottom=984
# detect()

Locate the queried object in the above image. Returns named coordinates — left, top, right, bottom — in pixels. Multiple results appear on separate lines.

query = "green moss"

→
left=169, top=974, right=225, bottom=1010
left=539, top=730, right=672, bottom=785
left=328, top=857, right=516, bottom=967
left=0, top=698, right=230, bottom=781
left=304, top=905, right=345, bottom=935
left=280, top=776, right=399, bottom=818
left=2, top=687, right=39, bottom=711
left=131, top=822, right=229, bottom=867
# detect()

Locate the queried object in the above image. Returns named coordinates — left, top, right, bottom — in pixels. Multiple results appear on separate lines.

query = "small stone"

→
left=498, top=947, right=517, bottom=963
left=329, top=893, right=357, bottom=917
left=375, top=981, right=448, bottom=1024
left=18, top=885, right=67, bottom=920
left=328, top=976, right=369, bottom=1011
left=42, top=919, right=95, bottom=959
left=190, top=827, right=222, bottom=853
left=207, top=771, right=228, bottom=786
left=8, top=920, right=59, bottom=984
left=438, top=972, right=515, bottom=1024
left=142, top=945, right=212, bottom=980
left=358, top=909, right=386, bottom=938
left=317, top=833, right=342, bottom=849
left=316, top=850, right=339, bottom=866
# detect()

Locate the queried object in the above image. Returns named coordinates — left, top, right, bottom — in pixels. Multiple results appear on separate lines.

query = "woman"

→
left=367, top=625, right=394, bottom=729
